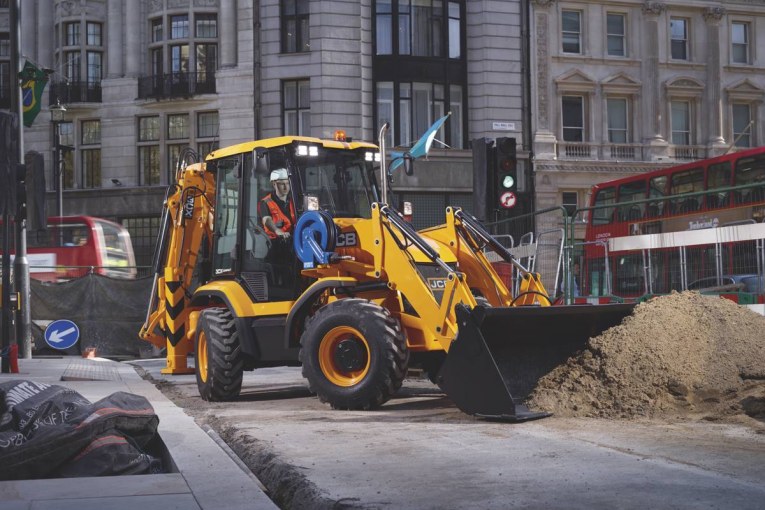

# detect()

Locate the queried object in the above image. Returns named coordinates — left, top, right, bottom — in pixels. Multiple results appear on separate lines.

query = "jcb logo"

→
left=336, top=232, right=357, bottom=247
left=428, top=278, right=448, bottom=290
left=183, top=195, right=195, bottom=219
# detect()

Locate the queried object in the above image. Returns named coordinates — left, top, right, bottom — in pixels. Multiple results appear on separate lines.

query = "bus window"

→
left=617, top=180, right=646, bottom=221
left=612, top=253, right=645, bottom=296
left=670, top=167, right=703, bottom=213
left=98, top=220, right=133, bottom=274
left=706, top=161, right=731, bottom=209
left=734, top=154, right=765, bottom=204
left=591, top=187, right=616, bottom=225
left=647, top=175, right=668, bottom=218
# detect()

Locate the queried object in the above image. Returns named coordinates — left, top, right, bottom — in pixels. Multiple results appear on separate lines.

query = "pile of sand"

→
left=527, top=292, right=765, bottom=424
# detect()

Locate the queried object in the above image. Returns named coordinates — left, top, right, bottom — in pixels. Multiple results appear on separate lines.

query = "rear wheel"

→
left=195, top=308, right=244, bottom=401
left=299, top=299, right=409, bottom=410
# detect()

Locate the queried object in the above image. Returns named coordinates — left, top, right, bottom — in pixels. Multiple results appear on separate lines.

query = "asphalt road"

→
left=134, top=360, right=765, bottom=510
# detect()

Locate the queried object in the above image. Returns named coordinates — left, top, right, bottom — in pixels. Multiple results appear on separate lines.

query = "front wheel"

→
left=195, top=308, right=244, bottom=401
left=299, top=299, right=409, bottom=410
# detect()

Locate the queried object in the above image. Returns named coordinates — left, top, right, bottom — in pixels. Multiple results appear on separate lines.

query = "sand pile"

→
left=527, top=292, right=765, bottom=423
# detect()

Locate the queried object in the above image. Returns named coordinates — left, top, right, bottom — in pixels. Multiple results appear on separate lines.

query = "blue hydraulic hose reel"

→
left=293, top=211, right=337, bottom=268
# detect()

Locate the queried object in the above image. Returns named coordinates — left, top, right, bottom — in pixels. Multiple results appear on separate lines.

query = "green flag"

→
left=20, top=61, right=49, bottom=128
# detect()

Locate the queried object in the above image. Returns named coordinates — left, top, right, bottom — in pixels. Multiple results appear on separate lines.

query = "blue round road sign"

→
left=44, top=320, right=80, bottom=350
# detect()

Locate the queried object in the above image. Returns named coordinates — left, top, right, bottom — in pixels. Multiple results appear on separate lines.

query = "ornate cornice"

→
left=533, top=0, right=556, bottom=8
left=642, top=2, right=666, bottom=16
left=703, top=7, right=726, bottom=23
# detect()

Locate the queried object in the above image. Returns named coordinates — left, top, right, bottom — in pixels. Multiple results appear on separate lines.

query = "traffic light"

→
left=494, top=137, right=517, bottom=209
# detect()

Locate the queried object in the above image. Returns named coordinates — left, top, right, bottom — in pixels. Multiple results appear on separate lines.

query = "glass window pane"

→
left=449, top=84, right=463, bottom=149
left=171, top=15, right=189, bottom=39
left=168, top=114, right=189, bottom=139
left=198, top=111, right=219, bottom=138
left=607, top=98, right=627, bottom=143
left=81, top=120, right=101, bottom=145
left=139, top=116, right=160, bottom=141
left=376, top=82, right=394, bottom=147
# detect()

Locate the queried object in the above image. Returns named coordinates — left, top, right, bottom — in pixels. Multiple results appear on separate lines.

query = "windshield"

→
left=294, top=148, right=380, bottom=219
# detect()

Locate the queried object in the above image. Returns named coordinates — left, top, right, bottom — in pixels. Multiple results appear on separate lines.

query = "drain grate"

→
left=61, top=360, right=122, bottom=382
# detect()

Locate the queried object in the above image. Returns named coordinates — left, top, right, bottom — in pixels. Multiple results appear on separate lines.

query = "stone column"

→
left=107, top=0, right=123, bottom=78
left=641, top=2, right=668, bottom=160
left=220, top=0, right=237, bottom=68
left=20, top=0, right=36, bottom=63
left=532, top=0, right=557, bottom=159
left=125, top=0, right=140, bottom=76
left=37, top=1, right=54, bottom=70
left=703, top=7, right=726, bottom=147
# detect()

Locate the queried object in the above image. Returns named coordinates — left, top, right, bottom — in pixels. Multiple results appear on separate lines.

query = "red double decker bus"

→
left=581, top=147, right=765, bottom=301
left=7, top=216, right=137, bottom=282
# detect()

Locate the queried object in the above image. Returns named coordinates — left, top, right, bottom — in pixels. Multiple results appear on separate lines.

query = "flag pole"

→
left=11, top=0, right=31, bottom=360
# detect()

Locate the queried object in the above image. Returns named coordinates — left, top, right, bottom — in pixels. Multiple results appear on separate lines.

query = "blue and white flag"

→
left=388, top=112, right=451, bottom=174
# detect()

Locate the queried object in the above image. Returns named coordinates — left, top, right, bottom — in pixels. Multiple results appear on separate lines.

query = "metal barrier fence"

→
left=0, top=266, right=154, bottom=282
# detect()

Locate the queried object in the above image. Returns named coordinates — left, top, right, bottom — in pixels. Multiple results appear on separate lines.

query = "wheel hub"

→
left=334, top=338, right=368, bottom=372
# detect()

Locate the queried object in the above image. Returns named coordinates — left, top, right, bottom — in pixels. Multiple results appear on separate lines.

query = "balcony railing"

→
left=49, top=81, right=102, bottom=103
left=138, top=71, right=216, bottom=100
left=672, top=145, right=707, bottom=160
left=556, top=142, right=707, bottom=162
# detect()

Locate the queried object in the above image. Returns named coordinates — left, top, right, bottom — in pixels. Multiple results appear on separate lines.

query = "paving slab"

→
left=0, top=356, right=278, bottom=510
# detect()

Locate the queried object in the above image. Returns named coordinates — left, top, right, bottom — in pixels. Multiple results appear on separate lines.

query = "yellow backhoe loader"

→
left=139, top=135, right=633, bottom=421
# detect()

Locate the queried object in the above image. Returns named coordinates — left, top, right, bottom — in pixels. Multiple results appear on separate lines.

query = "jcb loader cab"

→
left=140, top=135, right=633, bottom=421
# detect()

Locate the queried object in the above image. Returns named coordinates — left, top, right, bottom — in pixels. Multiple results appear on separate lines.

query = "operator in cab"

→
left=259, top=168, right=296, bottom=239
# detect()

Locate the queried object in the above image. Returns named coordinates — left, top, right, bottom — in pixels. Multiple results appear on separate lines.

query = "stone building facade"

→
left=531, top=0, right=765, bottom=241
left=1, top=0, right=528, bottom=264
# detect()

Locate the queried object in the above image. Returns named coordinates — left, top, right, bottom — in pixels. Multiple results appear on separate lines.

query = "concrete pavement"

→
left=0, top=356, right=277, bottom=510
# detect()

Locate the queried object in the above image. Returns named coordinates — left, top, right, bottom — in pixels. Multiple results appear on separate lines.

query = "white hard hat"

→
left=270, top=168, right=288, bottom=181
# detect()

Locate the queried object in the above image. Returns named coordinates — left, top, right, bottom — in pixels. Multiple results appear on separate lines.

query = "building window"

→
left=670, top=100, right=691, bottom=145
left=607, top=98, right=628, bottom=143
left=376, top=1, right=392, bottom=54
left=170, top=15, right=189, bottom=39
left=0, top=33, right=8, bottom=108
left=168, top=114, right=189, bottom=140
left=195, top=14, right=218, bottom=38
left=283, top=79, right=310, bottom=135
left=151, top=18, right=163, bottom=42
left=138, top=116, right=160, bottom=186
left=448, top=2, right=461, bottom=58
left=282, top=0, right=310, bottom=53
left=562, top=191, right=578, bottom=216
left=59, top=121, right=75, bottom=189
left=561, top=10, right=582, bottom=54
left=197, top=111, right=219, bottom=157
left=64, top=51, right=81, bottom=82
left=606, top=13, right=625, bottom=57
left=86, top=51, right=102, bottom=87
left=122, top=217, right=162, bottom=267
left=196, top=43, right=217, bottom=81
left=171, top=45, right=189, bottom=74
left=670, top=18, right=688, bottom=60
left=86, top=22, right=102, bottom=46
left=732, top=103, right=753, bottom=147
left=562, top=96, right=585, bottom=142
left=65, top=22, right=79, bottom=46
left=731, top=22, right=750, bottom=64
left=375, top=80, right=464, bottom=149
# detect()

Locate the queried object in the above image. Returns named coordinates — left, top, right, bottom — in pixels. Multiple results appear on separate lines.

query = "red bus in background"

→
left=582, top=147, right=765, bottom=299
left=19, top=216, right=137, bottom=281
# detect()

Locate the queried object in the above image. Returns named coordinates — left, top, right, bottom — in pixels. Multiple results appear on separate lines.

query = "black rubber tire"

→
left=299, top=298, right=409, bottom=410
left=195, top=308, right=244, bottom=401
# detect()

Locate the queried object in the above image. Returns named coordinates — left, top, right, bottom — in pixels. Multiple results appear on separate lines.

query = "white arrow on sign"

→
left=48, top=327, right=76, bottom=344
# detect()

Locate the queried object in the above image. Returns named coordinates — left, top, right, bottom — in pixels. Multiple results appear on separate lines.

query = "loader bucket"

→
left=437, top=302, right=636, bottom=422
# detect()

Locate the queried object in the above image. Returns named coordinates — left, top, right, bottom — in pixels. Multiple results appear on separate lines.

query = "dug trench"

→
left=141, top=291, right=765, bottom=508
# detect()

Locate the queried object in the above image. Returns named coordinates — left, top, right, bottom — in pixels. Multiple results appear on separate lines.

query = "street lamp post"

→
left=50, top=99, right=67, bottom=223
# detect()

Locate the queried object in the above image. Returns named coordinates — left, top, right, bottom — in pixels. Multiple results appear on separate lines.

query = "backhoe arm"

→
left=138, top=163, right=215, bottom=373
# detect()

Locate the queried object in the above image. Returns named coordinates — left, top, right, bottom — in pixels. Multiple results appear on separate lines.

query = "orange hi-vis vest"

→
left=262, top=194, right=296, bottom=239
